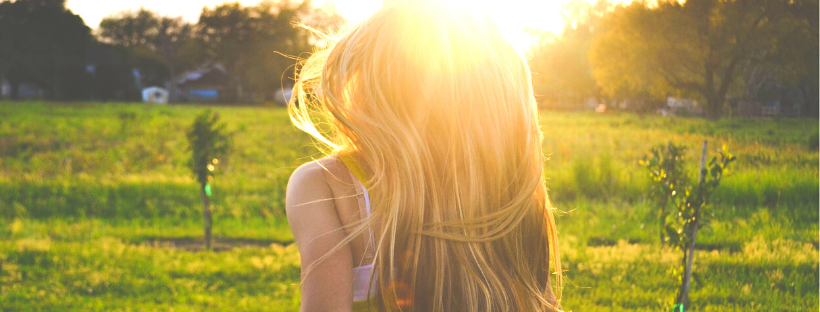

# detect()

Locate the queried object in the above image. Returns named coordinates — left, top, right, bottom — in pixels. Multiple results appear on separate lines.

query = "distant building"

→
left=659, top=97, right=702, bottom=116
left=0, top=81, right=45, bottom=99
left=176, top=64, right=228, bottom=103
left=142, top=87, right=169, bottom=104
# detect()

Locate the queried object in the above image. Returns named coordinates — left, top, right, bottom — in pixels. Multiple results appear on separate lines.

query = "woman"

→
left=286, top=1, right=562, bottom=311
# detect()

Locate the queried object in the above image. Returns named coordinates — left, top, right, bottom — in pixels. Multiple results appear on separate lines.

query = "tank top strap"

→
left=338, top=154, right=376, bottom=256
left=339, top=155, right=382, bottom=304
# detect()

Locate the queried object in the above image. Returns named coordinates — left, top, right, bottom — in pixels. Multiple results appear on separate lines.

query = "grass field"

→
left=0, top=101, right=817, bottom=311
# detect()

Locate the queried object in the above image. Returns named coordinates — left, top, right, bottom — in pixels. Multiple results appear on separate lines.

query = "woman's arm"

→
left=286, top=161, right=354, bottom=312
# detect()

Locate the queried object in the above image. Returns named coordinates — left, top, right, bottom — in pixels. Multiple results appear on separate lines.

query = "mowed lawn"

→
left=0, top=101, right=817, bottom=311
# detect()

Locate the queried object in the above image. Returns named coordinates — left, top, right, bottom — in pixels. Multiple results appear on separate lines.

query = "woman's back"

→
left=286, top=1, right=562, bottom=311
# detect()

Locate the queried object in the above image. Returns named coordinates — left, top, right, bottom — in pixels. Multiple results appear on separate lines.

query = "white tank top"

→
left=348, top=168, right=379, bottom=302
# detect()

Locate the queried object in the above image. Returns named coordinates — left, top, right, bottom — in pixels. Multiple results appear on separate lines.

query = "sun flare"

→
left=325, top=0, right=566, bottom=51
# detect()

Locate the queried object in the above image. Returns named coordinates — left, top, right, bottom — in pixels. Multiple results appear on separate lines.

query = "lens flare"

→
left=383, top=281, right=413, bottom=309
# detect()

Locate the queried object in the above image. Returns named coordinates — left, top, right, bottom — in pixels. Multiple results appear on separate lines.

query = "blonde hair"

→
left=289, top=1, right=562, bottom=310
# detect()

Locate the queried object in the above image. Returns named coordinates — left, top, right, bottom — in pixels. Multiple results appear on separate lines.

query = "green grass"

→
left=1, top=228, right=302, bottom=311
left=0, top=101, right=817, bottom=310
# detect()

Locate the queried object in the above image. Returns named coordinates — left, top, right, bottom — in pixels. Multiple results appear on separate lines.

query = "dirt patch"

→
left=586, top=237, right=743, bottom=253
left=138, top=237, right=292, bottom=252
left=587, top=236, right=640, bottom=247
left=44, top=102, right=96, bottom=109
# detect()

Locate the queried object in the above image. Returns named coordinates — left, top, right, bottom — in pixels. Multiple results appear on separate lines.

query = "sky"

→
left=65, top=0, right=630, bottom=50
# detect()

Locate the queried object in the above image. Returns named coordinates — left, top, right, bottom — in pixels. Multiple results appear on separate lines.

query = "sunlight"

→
left=323, top=0, right=634, bottom=52
left=323, top=0, right=564, bottom=52
left=444, top=0, right=565, bottom=51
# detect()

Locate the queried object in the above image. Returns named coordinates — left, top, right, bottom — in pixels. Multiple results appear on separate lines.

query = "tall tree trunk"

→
left=200, top=183, right=213, bottom=251
left=52, top=71, right=62, bottom=101
left=803, top=85, right=819, bottom=118
left=9, top=79, right=19, bottom=100
left=705, top=96, right=721, bottom=120
left=0, top=71, right=4, bottom=101
left=703, top=64, right=720, bottom=120
left=236, top=77, right=244, bottom=104
left=674, top=249, right=688, bottom=312
left=164, top=44, right=176, bottom=103
left=167, top=64, right=176, bottom=103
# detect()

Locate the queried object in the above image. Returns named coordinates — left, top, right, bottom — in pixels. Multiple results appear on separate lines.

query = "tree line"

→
left=530, top=0, right=818, bottom=119
left=0, top=0, right=340, bottom=103
left=2, top=0, right=817, bottom=118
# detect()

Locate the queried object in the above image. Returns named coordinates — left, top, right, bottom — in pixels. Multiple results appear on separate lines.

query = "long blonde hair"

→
left=289, top=1, right=562, bottom=310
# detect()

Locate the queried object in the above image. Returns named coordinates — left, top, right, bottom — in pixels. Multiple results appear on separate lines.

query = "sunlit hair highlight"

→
left=289, top=1, right=562, bottom=311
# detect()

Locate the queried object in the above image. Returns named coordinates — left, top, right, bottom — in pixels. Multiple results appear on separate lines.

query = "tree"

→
left=99, top=9, right=161, bottom=48
left=528, top=0, right=610, bottom=110
left=154, top=17, right=193, bottom=101
left=0, top=0, right=91, bottom=100
left=84, top=42, right=157, bottom=101
left=187, top=110, right=230, bottom=251
left=748, top=0, right=819, bottom=117
left=197, top=0, right=341, bottom=103
left=197, top=2, right=255, bottom=102
left=641, top=142, right=736, bottom=311
left=99, top=9, right=194, bottom=102
left=590, top=0, right=807, bottom=119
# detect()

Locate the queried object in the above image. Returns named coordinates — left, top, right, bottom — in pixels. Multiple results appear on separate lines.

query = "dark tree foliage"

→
left=99, top=8, right=194, bottom=101
left=99, top=9, right=161, bottom=48
left=529, top=0, right=609, bottom=110
left=744, top=0, right=819, bottom=117
left=0, top=0, right=91, bottom=100
left=197, top=0, right=342, bottom=103
left=590, top=0, right=818, bottom=119
left=1, top=0, right=342, bottom=103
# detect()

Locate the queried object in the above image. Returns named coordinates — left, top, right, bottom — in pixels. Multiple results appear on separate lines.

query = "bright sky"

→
left=66, top=0, right=631, bottom=50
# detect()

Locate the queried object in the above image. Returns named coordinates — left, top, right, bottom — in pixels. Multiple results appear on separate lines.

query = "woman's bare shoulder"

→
left=288, top=157, right=334, bottom=204
left=288, top=158, right=329, bottom=189
left=287, top=155, right=346, bottom=191
left=285, top=156, right=353, bottom=220
left=285, top=156, right=348, bottom=245
left=288, top=156, right=353, bottom=195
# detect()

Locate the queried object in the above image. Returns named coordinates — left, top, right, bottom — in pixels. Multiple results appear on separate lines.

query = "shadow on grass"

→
left=131, top=236, right=292, bottom=252
left=586, top=236, right=744, bottom=253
